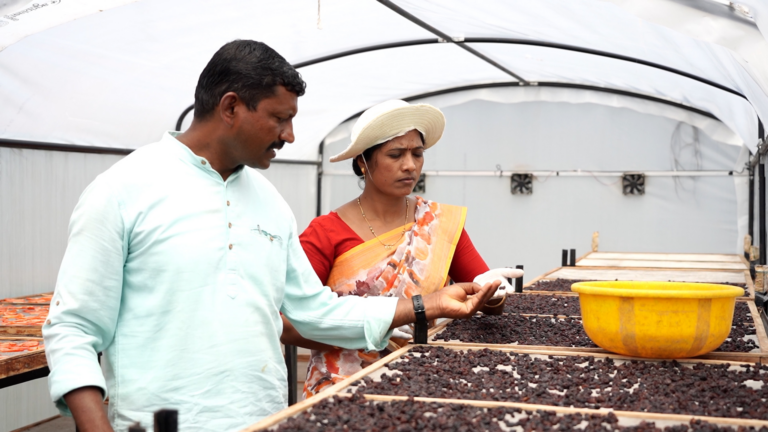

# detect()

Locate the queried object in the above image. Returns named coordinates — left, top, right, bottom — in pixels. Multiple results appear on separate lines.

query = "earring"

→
left=362, top=167, right=366, bottom=175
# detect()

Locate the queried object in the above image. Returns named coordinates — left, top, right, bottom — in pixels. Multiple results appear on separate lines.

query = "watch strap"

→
left=412, top=295, right=428, bottom=344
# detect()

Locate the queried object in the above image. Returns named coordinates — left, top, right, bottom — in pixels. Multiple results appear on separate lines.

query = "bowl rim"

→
left=571, top=281, right=745, bottom=298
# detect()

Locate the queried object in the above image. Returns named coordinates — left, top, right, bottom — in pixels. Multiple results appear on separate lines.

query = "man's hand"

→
left=424, top=281, right=501, bottom=320
left=389, top=281, right=500, bottom=329
left=63, top=386, right=113, bottom=432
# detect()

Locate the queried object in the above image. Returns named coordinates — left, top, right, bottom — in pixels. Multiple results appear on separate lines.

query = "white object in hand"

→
left=473, top=268, right=525, bottom=300
left=392, top=325, right=414, bottom=340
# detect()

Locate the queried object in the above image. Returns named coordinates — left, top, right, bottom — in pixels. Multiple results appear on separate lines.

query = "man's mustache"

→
left=268, top=140, right=285, bottom=151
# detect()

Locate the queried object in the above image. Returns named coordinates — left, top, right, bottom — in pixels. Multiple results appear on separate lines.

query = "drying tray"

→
left=0, top=337, right=46, bottom=380
left=0, top=292, right=53, bottom=305
left=575, top=251, right=749, bottom=271
left=244, top=343, right=768, bottom=431
left=536, top=252, right=754, bottom=298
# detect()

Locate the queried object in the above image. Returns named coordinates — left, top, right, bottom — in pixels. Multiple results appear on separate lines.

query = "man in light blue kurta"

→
left=44, top=131, right=400, bottom=431
left=43, top=40, right=498, bottom=432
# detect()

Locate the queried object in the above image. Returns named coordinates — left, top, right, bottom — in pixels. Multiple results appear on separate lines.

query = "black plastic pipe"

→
left=154, top=409, right=178, bottom=432
left=515, top=265, right=524, bottom=293
left=569, top=249, right=576, bottom=266
left=561, top=250, right=568, bottom=267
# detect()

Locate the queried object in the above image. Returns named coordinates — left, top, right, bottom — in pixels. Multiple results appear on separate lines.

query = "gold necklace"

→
left=357, top=197, right=409, bottom=250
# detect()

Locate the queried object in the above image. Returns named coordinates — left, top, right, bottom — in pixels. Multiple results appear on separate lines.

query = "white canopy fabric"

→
left=1, top=0, right=767, bottom=160
left=602, top=0, right=768, bottom=94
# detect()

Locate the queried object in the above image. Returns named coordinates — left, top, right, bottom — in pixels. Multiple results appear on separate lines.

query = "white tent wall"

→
left=0, top=148, right=125, bottom=299
left=0, top=149, right=317, bottom=301
left=0, top=379, right=57, bottom=432
left=0, top=146, right=316, bottom=429
left=1, top=0, right=767, bottom=158
left=321, top=97, right=745, bottom=280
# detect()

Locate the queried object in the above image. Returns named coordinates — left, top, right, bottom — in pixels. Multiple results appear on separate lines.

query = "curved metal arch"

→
left=337, top=81, right=719, bottom=125
left=296, top=37, right=744, bottom=99
left=176, top=33, right=750, bottom=131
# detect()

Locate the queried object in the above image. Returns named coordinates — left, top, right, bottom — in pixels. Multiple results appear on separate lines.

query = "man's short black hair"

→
left=193, top=40, right=306, bottom=119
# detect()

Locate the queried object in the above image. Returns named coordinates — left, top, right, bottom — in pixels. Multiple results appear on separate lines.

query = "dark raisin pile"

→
left=526, top=279, right=587, bottom=292
left=504, top=294, right=582, bottom=317
left=506, top=295, right=751, bottom=321
left=435, top=311, right=757, bottom=352
left=275, top=393, right=764, bottom=431
left=718, top=322, right=758, bottom=352
left=356, top=346, right=768, bottom=420
left=434, top=314, right=597, bottom=347
left=527, top=279, right=749, bottom=296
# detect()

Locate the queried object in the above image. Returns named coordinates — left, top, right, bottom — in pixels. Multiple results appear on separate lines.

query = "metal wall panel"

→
left=0, top=147, right=125, bottom=299
left=320, top=99, right=745, bottom=280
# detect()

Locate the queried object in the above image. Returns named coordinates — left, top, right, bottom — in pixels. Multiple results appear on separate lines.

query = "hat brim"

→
left=329, top=104, right=445, bottom=162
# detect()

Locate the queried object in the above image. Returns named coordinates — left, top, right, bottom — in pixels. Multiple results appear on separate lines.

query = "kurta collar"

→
left=163, top=131, right=244, bottom=183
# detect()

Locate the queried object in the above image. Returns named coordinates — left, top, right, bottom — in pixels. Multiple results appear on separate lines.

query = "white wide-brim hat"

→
left=329, top=99, right=446, bottom=162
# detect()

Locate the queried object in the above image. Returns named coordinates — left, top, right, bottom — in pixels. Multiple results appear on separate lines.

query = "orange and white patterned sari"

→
left=303, top=196, right=466, bottom=398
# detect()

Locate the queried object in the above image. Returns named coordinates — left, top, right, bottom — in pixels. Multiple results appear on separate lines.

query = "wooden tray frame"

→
left=525, top=266, right=754, bottom=299
left=0, top=302, right=49, bottom=337
left=0, top=337, right=46, bottom=379
left=586, top=252, right=748, bottom=264
left=243, top=343, right=768, bottom=431
left=0, top=325, right=43, bottom=337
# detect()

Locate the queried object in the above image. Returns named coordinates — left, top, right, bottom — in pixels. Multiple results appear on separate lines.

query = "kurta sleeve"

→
left=298, top=219, right=334, bottom=285
left=448, top=228, right=490, bottom=283
left=43, top=175, right=126, bottom=415
left=281, top=216, right=397, bottom=352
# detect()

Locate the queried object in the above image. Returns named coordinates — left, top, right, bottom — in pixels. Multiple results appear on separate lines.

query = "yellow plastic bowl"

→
left=571, top=281, right=745, bottom=359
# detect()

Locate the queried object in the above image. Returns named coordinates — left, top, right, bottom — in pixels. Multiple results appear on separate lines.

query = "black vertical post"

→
left=760, top=120, right=766, bottom=266
left=315, top=140, right=325, bottom=219
left=285, top=345, right=298, bottom=405
left=561, top=249, right=568, bottom=267
left=515, top=265, right=524, bottom=293
left=153, top=409, right=178, bottom=432
left=760, top=162, right=766, bottom=266
left=749, top=165, right=755, bottom=261
left=569, top=249, right=576, bottom=267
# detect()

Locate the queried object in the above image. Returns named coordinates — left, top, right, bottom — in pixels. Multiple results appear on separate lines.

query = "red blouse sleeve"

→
left=448, top=228, right=490, bottom=283
left=298, top=218, right=335, bottom=285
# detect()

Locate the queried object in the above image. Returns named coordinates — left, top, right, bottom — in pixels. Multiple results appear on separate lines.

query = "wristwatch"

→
left=412, top=294, right=428, bottom=344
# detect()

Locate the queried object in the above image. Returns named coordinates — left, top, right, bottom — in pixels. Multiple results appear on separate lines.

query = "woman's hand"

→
left=473, top=268, right=525, bottom=300
left=389, top=281, right=499, bottom=329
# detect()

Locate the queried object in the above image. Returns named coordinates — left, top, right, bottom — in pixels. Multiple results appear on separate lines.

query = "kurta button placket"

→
left=229, top=244, right=233, bottom=250
left=227, top=200, right=230, bottom=206
left=228, top=222, right=232, bottom=229
left=201, top=160, right=207, bottom=165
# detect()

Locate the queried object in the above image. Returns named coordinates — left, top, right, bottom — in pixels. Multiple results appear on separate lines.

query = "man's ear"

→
left=218, top=92, right=240, bottom=126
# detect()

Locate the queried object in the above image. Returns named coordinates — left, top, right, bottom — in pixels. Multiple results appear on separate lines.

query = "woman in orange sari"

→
left=284, top=100, right=522, bottom=398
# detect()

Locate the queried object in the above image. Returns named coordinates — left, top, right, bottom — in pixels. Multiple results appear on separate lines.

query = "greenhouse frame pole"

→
left=761, top=162, right=766, bottom=266
left=375, top=0, right=528, bottom=84
left=761, top=119, right=767, bottom=266
left=750, top=165, right=755, bottom=261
